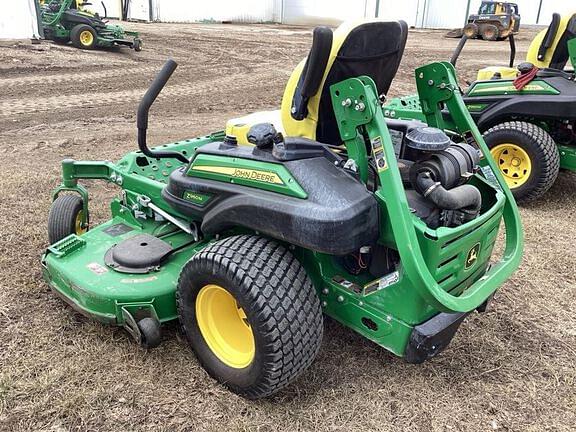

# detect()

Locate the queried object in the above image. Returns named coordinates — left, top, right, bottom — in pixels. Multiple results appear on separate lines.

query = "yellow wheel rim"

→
left=490, top=143, right=532, bottom=188
left=79, top=30, right=94, bottom=46
left=75, top=210, right=87, bottom=235
left=196, top=284, right=255, bottom=368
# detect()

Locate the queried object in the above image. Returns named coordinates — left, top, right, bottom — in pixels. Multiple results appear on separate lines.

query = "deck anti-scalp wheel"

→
left=484, top=121, right=560, bottom=202
left=71, top=24, right=97, bottom=50
left=177, top=235, right=323, bottom=399
left=47, top=194, right=88, bottom=244
left=137, top=317, right=162, bottom=349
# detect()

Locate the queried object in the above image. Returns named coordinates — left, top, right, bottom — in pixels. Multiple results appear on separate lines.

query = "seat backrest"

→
left=280, top=19, right=408, bottom=144
left=527, top=12, right=576, bottom=69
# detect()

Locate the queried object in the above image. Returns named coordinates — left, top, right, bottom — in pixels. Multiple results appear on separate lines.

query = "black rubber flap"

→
left=405, top=127, right=451, bottom=151
left=104, top=234, right=173, bottom=274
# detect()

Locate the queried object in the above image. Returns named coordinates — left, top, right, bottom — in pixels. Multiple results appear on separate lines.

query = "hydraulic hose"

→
left=416, top=171, right=481, bottom=215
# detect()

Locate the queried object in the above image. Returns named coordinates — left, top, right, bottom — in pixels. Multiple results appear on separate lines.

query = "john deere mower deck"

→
left=41, top=0, right=142, bottom=51
left=42, top=20, right=523, bottom=399
left=386, top=12, right=576, bottom=202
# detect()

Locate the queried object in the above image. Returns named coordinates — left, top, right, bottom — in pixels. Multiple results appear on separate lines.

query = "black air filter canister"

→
left=405, top=127, right=451, bottom=152
left=410, top=142, right=480, bottom=192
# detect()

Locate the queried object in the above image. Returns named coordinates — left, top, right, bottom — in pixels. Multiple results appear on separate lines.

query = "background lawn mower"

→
left=42, top=20, right=523, bottom=399
left=41, top=0, right=142, bottom=51
left=386, top=12, right=576, bottom=202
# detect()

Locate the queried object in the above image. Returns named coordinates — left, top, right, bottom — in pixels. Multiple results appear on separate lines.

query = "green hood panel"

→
left=186, top=154, right=308, bottom=199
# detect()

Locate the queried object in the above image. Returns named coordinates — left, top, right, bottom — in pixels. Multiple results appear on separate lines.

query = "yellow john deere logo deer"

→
left=465, top=243, right=481, bottom=269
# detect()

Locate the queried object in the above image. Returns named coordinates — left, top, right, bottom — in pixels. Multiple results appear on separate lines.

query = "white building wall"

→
left=377, top=1, right=420, bottom=27
left=93, top=0, right=122, bottom=19
left=127, top=0, right=575, bottom=26
left=127, top=0, right=150, bottom=21
left=377, top=0, right=572, bottom=29
left=281, top=0, right=370, bottom=25
left=538, top=0, right=576, bottom=25
left=0, top=0, right=40, bottom=39
left=153, top=0, right=275, bottom=23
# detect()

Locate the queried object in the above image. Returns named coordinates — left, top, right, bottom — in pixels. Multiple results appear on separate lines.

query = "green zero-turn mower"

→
left=42, top=20, right=523, bottom=399
left=386, top=12, right=576, bottom=202
left=40, top=0, right=142, bottom=51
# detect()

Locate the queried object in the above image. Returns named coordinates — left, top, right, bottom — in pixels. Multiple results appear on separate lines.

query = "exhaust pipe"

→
left=137, top=59, right=189, bottom=164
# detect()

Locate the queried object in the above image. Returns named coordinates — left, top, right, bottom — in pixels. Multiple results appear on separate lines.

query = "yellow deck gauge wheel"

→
left=490, top=143, right=532, bottom=188
left=196, top=284, right=255, bottom=368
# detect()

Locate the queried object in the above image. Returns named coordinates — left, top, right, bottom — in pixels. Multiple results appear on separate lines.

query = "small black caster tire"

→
left=48, top=194, right=87, bottom=244
left=137, top=317, right=161, bottom=349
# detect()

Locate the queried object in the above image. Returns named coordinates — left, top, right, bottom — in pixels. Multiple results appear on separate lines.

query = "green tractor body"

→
left=42, top=21, right=523, bottom=398
left=41, top=0, right=142, bottom=50
left=387, top=13, right=576, bottom=202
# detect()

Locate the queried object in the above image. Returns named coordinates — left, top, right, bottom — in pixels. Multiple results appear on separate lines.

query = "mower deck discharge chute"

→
left=386, top=12, right=576, bottom=202
left=42, top=20, right=523, bottom=399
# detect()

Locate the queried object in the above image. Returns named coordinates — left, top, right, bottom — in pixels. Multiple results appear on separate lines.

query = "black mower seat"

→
left=62, top=10, right=106, bottom=28
left=225, top=19, right=408, bottom=145
left=527, top=13, right=576, bottom=70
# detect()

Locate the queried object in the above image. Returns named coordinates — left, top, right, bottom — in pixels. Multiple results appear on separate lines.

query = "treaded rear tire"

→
left=463, top=23, right=478, bottom=39
left=483, top=121, right=560, bottom=202
left=177, top=235, right=323, bottom=399
left=480, top=24, right=500, bottom=41
left=47, top=194, right=85, bottom=244
left=70, top=24, right=97, bottom=50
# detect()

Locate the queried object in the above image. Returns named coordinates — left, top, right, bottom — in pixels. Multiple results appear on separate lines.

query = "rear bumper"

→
left=405, top=295, right=492, bottom=364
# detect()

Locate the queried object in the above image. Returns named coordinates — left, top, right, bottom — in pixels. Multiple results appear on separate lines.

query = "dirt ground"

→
left=0, top=21, right=575, bottom=432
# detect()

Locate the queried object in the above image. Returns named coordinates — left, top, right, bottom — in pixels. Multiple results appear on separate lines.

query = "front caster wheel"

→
left=137, top=317, right=162, bottom=349
left=47, top=194, right=88, bottom=244
left=177, top=235, right=323, bottom=399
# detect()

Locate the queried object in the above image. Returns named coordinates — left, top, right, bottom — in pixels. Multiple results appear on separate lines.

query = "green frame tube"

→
left=330, top=62, right=523, bottom=313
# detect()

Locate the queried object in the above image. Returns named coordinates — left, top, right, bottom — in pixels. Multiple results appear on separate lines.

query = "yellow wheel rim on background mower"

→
left=79, top=30, right=94, bottom=47
left=490, top=143, right=532, bottom=188
left=196, top=284, right=255, bottom=368
left=75, top=210, right=87, bottom=235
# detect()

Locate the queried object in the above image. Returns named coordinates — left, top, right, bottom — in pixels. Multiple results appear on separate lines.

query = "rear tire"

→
left=177, top=235, right=323, bottom=399
left=463, top=23, right=479, bottom=39
left=70, top=24, right=97, bottom=50
left=480, top=24, right=500, bottom=41
left=47, top=194, right=87, bottom=244
left=483, top=121, right=560, bottom=202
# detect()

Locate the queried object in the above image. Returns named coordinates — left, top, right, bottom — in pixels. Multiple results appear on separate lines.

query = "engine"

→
left=401, top=126, right=482, bottom=229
